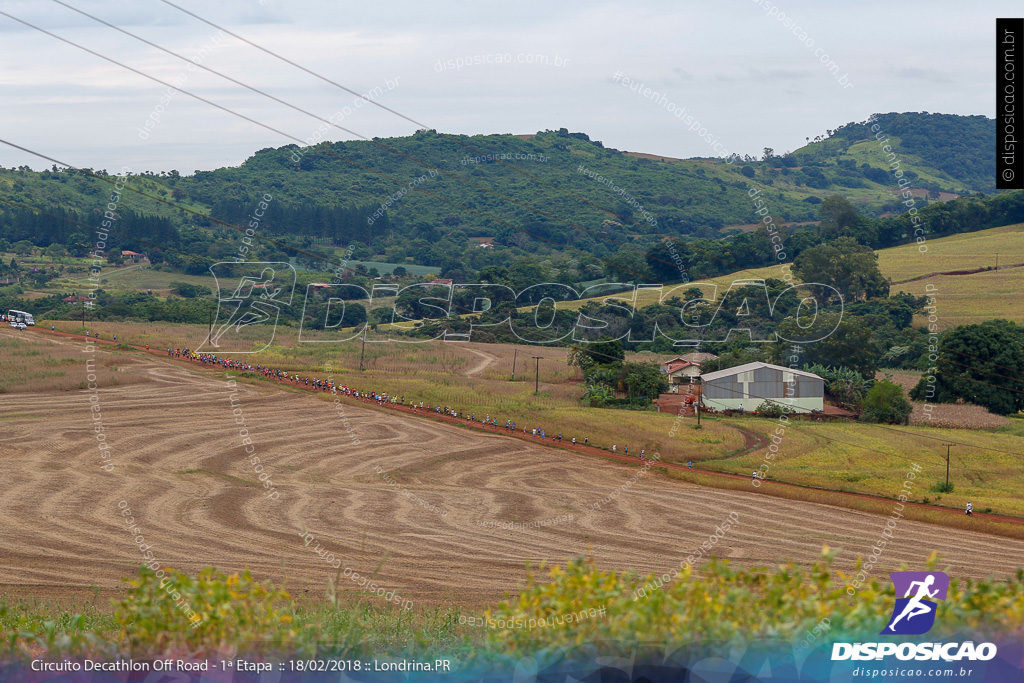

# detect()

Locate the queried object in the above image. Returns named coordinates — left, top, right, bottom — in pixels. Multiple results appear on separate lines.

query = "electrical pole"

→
left=206, top=307, right=213, bottom=346
left=359, top=326, right=367, bottom=371
left=532, top=356, right=542, bottom=394
left=511, top=347, right=517, bottom=380
left=944, top=443, right=953, bottom=490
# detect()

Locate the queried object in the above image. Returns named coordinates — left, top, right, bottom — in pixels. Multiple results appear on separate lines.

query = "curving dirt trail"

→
left=1, top=342, right=1023, bottom=608
left=462, top=347, right=498, bottom=376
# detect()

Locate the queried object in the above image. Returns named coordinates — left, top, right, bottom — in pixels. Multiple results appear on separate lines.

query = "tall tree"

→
left=619, top=361, right=668, bottom=399
left=776, top=313, right=880, bottom=377
left=818, top=195, right=860, bottom=240
left=582, top=338, right=625, bottom=367
left=604, top=246, right=649, bottom=283
left=792, top=236, right=889, bottom=303
left=910, top=320, right=1024, bottom=415
left=645, top=240, right=691, bottom=284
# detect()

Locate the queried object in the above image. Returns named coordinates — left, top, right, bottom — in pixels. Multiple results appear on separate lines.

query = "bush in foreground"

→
left=860, top=379, right=912, bottom=424
left=755, top=399, right=792, bottom=418
left=113, top=567, right=302, bottom=658
left=479, top=549, right=1024, bottom=658
left=3, top=566, right=467, bottom=661
left=4, top=553, right=1024, bottom=662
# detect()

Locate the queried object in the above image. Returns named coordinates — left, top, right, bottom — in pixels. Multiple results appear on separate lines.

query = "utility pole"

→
left=359, top=326, right=367, bottom=371
left=206, top=307, right=213, bottom=346
left=511, top=347, right=517, bottom=380
left=532, top=356, right=542, bottom=394
left=944, top=443, right=953, bottom=490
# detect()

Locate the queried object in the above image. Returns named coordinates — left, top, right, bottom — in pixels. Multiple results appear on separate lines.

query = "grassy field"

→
left=523, top=267, right=793, bottom=314
left=876, top=223, right=1024, bottom=326
left=1, top=251, right=439, bottom=300
left=543, top=222, right=1024, bottom=328
left=876, top=222, right=1024, bottom=283
left=0, top=331, right=147, bottom=394
left=704, top=415, right=1024, bottom=517
left=840, top=136, right=967, bottom=196
left=906, top=268, right=1024, bottom=327
left=69, top=265, right=220, bottom=296
left=0, top=252, right=189, bottom=298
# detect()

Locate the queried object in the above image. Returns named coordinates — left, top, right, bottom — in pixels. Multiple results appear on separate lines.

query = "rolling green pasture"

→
left=706, top=416, right=1024, bottom=517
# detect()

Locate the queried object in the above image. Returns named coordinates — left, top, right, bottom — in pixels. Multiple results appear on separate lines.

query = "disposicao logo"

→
left=832, top=571, right=998, bottom=662
left=882, top=571, right=948, bottom=635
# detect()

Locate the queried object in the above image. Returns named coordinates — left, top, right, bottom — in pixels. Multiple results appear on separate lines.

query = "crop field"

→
left=19, top=323, right=1024, bottom=521
left=887, top=371, right=1011, bottom=429
left=0, top=333, right=147, bottom=394
left=37, top=322, right=746, bottom=461
left=2, top=327, right=1024, bottom=616
left=876, top=223, right=1024, bottom=284
left=907, top=268, right=1024, bottom=327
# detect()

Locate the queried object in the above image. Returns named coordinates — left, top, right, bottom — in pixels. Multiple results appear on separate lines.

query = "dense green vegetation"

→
left=860, top=379, right=913, bottom=424
left=568, top=340, right=667, bottom=408
left=0, top=113, right=1004, bottom=284
left=485, top=550, right=1024, bottom=657
left=796, top=112, right=996, bottom=193
left=5, top=551, right=1022, bottom=662
left=910, top=320, right=1024, bottom=415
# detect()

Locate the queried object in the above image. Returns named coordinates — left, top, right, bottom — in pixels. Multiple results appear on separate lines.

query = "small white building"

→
left=699, top=361, right=823, bottom=413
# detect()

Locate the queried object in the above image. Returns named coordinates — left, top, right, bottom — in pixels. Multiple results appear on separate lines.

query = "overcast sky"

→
left=0, top=0, right=1012, bottom=172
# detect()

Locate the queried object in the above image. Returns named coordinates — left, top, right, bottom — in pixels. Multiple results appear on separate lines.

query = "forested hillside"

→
left=0, top=112, right=1002, bottom=283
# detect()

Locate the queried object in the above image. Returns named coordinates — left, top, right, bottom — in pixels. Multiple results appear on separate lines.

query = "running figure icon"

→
left=885, top=575, right=938, bottom=633
left=881, top=571, right=949, bottom=635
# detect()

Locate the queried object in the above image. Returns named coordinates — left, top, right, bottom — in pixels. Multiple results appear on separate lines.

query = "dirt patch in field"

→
left=909, top=403, right=1010, bottom=429
left=1, top=338, right=1023, bottom=609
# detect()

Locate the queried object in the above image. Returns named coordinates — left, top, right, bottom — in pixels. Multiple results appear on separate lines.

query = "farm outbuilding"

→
left=660, top=352, right=718, bottom=392
left=699, top=361, right=823, bottom=413
left=661, top=357, right=701, bottom=389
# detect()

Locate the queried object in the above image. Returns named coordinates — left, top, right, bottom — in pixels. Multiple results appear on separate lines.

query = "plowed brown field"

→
left=2, top=332, right=1022, bottom=608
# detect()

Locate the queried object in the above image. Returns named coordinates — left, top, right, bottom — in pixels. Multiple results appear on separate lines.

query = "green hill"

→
left=0, top=112, right=1002, bottom=281
left=183, top=113, right=997, bottom=243
left=792, top=112, right=995, bottom=193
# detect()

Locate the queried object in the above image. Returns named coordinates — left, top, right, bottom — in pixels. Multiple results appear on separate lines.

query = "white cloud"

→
left=0, top=0, right=1012, bottom=171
